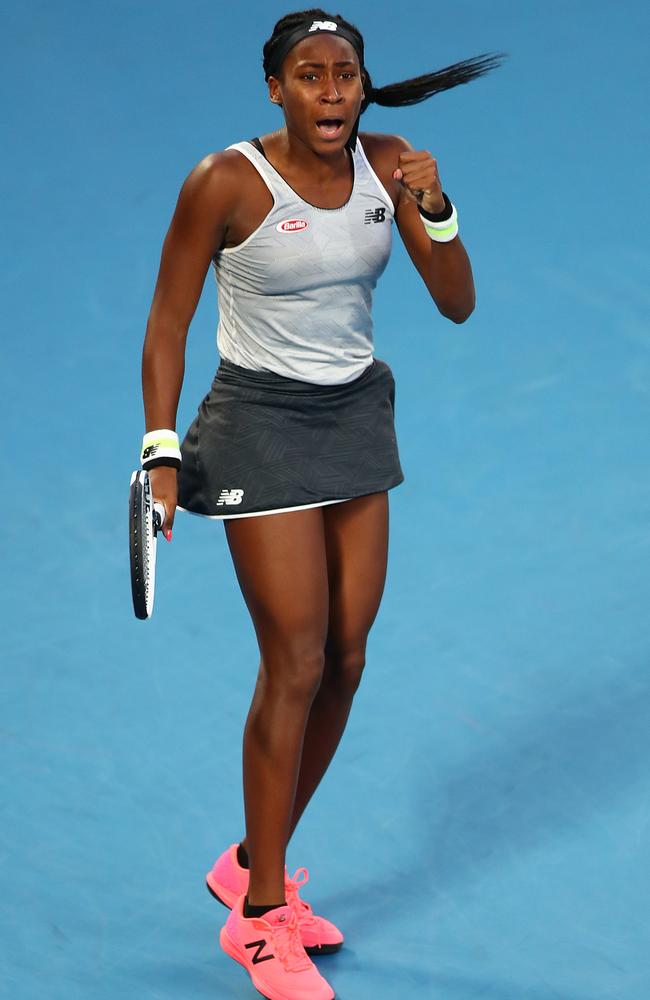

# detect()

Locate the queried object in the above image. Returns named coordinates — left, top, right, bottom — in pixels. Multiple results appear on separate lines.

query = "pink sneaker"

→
left=219, top=893, right=335, bottom=1000
left=207, top=844, right=344, bottom=955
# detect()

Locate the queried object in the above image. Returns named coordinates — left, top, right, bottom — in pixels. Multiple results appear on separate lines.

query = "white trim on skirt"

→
left=176, top=496, right=354, bottom=521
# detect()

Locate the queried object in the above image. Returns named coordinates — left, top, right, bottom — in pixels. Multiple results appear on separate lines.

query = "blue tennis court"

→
left=3, top=1, right=650, bottom=997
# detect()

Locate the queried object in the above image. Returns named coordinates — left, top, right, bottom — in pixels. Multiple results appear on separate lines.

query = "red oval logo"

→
left=276, top=219, right=309, bottom=233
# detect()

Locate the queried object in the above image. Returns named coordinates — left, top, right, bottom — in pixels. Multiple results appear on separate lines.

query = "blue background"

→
left=3, top=1, right=650, bottom=997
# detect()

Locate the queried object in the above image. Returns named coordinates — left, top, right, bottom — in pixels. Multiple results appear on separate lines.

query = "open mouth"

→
left=316, top=118, right=344, bottom=137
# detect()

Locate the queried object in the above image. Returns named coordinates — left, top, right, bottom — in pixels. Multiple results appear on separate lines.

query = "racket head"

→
left=129, top=469, right=159, bottom=619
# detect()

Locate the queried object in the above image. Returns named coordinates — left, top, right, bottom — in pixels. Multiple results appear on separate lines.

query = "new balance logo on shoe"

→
left=364, top=207, right=386, bottom=224
left=217, top=489, right=244, bottom=505
left=245, top=938, right=275, bottom=964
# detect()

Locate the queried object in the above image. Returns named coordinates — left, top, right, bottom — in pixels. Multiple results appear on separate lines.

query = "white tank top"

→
left=213, top=137, right=394, bottom=385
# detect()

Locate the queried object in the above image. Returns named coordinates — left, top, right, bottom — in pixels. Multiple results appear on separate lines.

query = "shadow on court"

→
left=316, top=665, right=649, bottom=923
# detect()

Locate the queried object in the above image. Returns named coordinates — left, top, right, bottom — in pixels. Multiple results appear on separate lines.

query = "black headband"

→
left=264, top=18, right=364, bottom=80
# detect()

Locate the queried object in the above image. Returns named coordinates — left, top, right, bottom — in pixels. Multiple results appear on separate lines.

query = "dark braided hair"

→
left=263, top=10, right=506, bottom=148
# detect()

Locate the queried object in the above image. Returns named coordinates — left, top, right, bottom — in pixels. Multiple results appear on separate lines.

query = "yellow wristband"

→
left=419, top=203, right=458, bottom=243
left=140, top=429, right=182, bottom=470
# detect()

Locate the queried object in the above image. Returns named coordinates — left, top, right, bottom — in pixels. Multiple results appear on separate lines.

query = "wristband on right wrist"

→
left=141, top=429, right=182, bottom=470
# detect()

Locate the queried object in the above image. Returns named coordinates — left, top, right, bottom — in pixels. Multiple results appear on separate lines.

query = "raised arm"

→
left=362, top=133, right=475, bottom=324
left=141, top=151, right=239, bottom=535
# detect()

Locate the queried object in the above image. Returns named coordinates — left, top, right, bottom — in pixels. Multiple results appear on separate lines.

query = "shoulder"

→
left=359, top=131, right=413, bottom=152
left=358, top=131, right=415, bottom=164
left=178, top=148, right=248, bottom=202
left=357, top=132, right=415, bottom=211
left=173, top=145, right=265, bottom=223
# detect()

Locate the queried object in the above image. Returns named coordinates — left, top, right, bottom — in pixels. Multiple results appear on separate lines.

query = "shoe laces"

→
left=285, top=867, right=323, bottom=945
left=256, top=907, right=312, bottom=972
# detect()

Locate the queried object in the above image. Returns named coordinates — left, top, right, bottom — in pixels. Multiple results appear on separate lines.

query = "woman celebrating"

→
left=140, top=9, right=502, bottom=999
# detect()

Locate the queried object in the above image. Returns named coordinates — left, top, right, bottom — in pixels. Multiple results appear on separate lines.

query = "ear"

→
left=268, top=76, right=283, bottom=106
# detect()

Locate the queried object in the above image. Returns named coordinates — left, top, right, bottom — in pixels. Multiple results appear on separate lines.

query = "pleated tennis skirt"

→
left=176, top=355, right=404, bottom=520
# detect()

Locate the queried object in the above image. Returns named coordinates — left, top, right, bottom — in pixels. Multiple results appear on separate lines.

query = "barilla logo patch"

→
left=276, top=219, right=309, bottom=233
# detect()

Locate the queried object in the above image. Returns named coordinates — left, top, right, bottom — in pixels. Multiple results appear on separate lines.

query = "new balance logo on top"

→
left=217, top=489, right=244, bottom=506
left=142, top=444, right=159, bottom=459
left=309, top=20, right=338, bottom=31
left=364, top=207, right=386, bottom=224
left=245, top=938, right=275, bottom=965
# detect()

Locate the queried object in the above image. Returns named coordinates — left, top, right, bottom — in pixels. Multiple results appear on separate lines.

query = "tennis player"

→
left=140, top=10, right=501, bottom=998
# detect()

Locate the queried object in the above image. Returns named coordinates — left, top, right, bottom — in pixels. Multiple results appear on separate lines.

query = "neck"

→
left=275, top=128, right=351, bottom=180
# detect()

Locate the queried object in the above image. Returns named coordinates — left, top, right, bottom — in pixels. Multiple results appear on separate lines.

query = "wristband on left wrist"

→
left=419, top=191, right=453, bottom=222
left=419, top=192, right=458, bottom=243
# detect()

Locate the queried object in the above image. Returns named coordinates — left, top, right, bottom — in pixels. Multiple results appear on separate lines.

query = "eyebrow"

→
left=295, top=60, right=357, bottom=68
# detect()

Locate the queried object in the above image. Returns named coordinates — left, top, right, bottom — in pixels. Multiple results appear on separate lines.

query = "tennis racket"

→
left=129, top=469, right=167, bottom=620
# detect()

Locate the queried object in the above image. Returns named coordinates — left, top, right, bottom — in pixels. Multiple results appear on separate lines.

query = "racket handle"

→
left=153, top=501, right=167, bottom=534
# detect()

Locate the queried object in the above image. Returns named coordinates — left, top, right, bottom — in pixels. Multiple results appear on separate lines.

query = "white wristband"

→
left=419, top=202, right=459, bottom=243
left=141, top=429, right=182, bottom=470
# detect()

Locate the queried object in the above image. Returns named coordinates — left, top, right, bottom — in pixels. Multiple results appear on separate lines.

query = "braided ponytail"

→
left=263, top=10, right=506, bottom=149
left=360, top=55, right=506, bottom=113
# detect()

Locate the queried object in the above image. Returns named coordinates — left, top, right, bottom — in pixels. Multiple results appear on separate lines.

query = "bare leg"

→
left=224, top=507, right=329, bottom=905
left=239, top=492, right=389, bottom=854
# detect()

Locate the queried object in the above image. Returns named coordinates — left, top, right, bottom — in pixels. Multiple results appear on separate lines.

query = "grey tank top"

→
left=213, top=137, right=394, bottom=385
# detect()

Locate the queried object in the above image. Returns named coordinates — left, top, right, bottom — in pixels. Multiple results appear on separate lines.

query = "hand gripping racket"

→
left=129, top=469, right=167, bottom=620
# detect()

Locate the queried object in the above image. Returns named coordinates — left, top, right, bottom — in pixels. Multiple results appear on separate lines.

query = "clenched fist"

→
left=392, top=150, right=445, bottom=214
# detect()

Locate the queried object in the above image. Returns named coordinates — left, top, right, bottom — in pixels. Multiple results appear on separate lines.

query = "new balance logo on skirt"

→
left=217, top=489, right=244, bottom=505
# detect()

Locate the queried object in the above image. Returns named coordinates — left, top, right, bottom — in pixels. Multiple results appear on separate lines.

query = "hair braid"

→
left=262, top=10, right=506, bottom=149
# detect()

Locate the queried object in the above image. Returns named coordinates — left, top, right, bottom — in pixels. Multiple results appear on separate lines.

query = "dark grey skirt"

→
left=177, top=356, right=404, bottom=519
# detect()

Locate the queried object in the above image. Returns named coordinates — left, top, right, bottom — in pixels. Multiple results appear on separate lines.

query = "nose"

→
left=320, top=73, right=343, bottom=103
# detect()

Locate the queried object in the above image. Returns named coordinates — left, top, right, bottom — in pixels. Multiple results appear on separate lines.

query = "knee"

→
left=322, top=646, right=367, bottom=699
left=260, top=641, right=326, bottom=704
